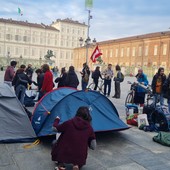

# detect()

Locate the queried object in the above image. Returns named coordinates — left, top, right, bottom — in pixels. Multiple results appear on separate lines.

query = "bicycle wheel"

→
left=98, top=84, right=104, bottom=94
left=125, top=92, right=134, bottom=106
left=88, top=83, right=95, bottom=90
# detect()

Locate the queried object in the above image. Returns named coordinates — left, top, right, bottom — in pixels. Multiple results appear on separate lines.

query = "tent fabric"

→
left=0, top=83, right=36, bottom=142
left=32, top=88, right=128, bottom=137
left=31, top=87, right=77, bottom=135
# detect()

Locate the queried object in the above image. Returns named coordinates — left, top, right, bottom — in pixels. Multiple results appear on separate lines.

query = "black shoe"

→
left=112, top=95, right=116, bottom=98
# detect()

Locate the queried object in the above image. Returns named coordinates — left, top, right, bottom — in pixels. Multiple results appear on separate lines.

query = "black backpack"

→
left=120, top=72, right=124, bottom=82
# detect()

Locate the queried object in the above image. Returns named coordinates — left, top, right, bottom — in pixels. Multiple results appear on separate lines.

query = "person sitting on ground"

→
left=51, top=106, right=96, bottom=170
left=12, top=64, right=32, bottom=105
left=55, top=67, right=67, bottom=88
left=4, top=60, right=17, bottom=87
left=65, top=66, right=79, bottom=89
left=91, top=66, right=103, bottom=90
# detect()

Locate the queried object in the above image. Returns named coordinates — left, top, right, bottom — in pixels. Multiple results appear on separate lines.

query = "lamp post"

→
left=79, top=36, right=96, bottom=64
left=79, top=10, right=96, bottom=64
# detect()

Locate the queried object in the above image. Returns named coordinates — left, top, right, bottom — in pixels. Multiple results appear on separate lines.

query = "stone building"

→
left=74, top=31, right=170, bottom=76
left=0, top=18, right=87, bottom=68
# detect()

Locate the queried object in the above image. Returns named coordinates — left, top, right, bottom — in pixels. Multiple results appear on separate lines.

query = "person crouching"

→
left=51, top=106, right=96, bottom=170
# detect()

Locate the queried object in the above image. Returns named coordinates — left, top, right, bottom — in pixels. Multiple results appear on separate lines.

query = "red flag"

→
left=90, top=45, right=102, bottom=63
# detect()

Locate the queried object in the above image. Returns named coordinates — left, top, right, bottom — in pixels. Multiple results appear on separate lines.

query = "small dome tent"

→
left=32, top=87, right=77, bottom=135
left=32, top=88, right=128, bottom=137
left=0, top=83, right=36, bottom=142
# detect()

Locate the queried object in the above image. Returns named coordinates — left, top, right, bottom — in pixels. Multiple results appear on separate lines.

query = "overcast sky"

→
left=1, top=0, right=170, bottom=41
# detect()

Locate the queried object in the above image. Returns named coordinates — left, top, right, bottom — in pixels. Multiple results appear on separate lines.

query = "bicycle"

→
left=125, top=81, right=153, bottom=106
left=87, top=79, right=104, bottom=94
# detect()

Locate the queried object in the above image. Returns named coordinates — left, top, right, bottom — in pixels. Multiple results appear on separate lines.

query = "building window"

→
left=110, top=50, right=113, bottom=57
left=127, top=47, right=130, bottom=57
left=163, top=44, right=167, bottom=55
left=121, top=48, right=124, bottom=57
left=6, top=34, right=11, bottom=40
left=154, top=45, right=158, bottom=56
left=116, top=48, right=118, bottom=57
left=24, top=48, right=27, bottom=55
left=132, top=47, right=136, bottom=57
left=15, top=47, right=18, bottom=55
left=138, top=46, right=142, bottom=56
left=23, top=36, right=27, bottom=42
left=145, top=46, right=148, bottom=56
left=15, top=35, right=19, bottom=41
left=32, top=49, right=35, bottom=56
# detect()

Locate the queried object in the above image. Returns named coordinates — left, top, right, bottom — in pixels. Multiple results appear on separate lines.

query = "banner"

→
left=85, top=0, right=93, bottom=8
left=90, top=45, right=102, bottom=63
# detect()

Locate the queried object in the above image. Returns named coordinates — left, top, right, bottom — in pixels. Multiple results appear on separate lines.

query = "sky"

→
left=0, top=0, right=170, bottom=41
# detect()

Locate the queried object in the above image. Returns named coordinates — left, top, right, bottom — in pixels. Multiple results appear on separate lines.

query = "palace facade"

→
left=74, top=31, right=170, bottom=75
left=0, top=18, right=87, bottom=68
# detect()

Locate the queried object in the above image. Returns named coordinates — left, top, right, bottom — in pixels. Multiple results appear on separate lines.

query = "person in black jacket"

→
left=65, top=66, right=79, bottom=89
left=112, top=65, right=122, bottom=99
left=12, top=64, right=32, bottom=105
left=163, top=73, right=170, bottom=112
left=55, top=67, right=67, bottom=88
left=33, top=69, right=44, bottom=91
left=92, top=66, right=103, bottom=90
left=25, top=64, right=33, bottom=80
left=151, top=67, right=166, bottom=106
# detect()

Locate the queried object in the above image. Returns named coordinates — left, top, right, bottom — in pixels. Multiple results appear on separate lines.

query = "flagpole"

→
left=86, top=9, right=91, bottom=64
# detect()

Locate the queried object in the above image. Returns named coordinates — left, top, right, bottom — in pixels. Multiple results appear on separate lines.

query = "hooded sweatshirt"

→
left=51, top=117, right=96, bottom=166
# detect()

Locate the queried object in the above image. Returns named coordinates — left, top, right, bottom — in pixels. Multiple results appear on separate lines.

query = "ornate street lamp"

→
left=79, top=37, right=97, bottom=63
left=78, top=10, right=97, bottom=64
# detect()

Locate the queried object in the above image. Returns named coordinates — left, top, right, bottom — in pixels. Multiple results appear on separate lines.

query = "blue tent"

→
left=32, top=88, right=128, bottom=137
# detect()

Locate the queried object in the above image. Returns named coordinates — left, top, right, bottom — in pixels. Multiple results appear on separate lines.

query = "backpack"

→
left=120, top=72, right=124, bottom=82
left=151, top=106, right=170, bottom=131
left=83, top=70, right=89, bottom=83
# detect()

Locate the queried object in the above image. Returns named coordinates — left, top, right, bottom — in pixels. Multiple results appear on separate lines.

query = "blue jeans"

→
left=15, top=84, right=26, bottom=105
left=104, top=79, right=111, bottom=96
left=153, top=93, right=164, bottom=107
left=82, top=80, right=88, bottom=91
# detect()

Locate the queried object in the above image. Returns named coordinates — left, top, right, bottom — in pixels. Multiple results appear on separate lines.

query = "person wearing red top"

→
left=40, top=64, right=53, bottom=98
left=51, top=106, right=96, bottom=170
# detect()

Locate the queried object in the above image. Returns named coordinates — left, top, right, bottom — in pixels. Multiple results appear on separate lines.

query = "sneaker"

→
left=73, top=165, right=79, bottom=170
left=55, top=166, right=66, bottom=170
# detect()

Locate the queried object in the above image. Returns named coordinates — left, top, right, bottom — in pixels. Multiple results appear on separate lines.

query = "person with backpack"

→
left=112, top=65, right=124, bottom=99
left=151, top=67, right=166, bottom=107
left=134, top=69, right=148, bottom=106
left=80, top=63, right=90, bottom=90
left=91, top=66, right=103, bottom=90
left=12, top=64, right=32, bottom=105
left=51, top=106, right=96, bottom=170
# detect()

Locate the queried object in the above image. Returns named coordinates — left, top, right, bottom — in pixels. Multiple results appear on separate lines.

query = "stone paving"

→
left=1, top=70, right=170, bottom=170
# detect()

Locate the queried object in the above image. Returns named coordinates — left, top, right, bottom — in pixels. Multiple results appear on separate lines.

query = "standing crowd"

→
left=3, top=60, right=170, bottom=169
